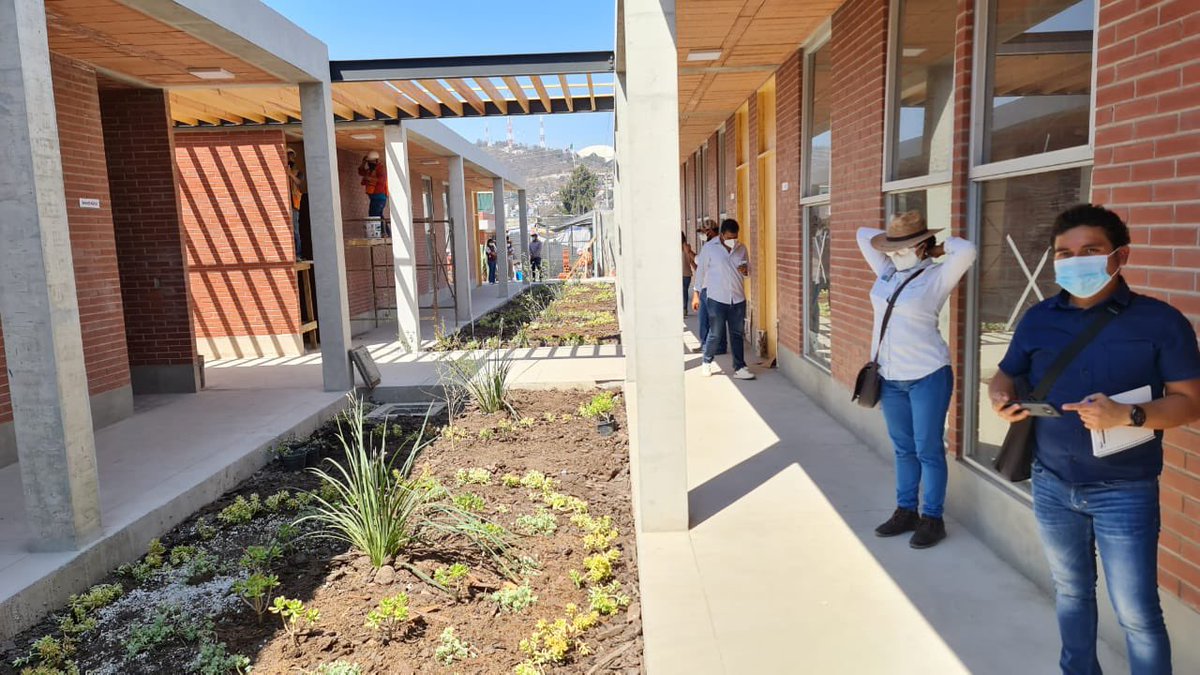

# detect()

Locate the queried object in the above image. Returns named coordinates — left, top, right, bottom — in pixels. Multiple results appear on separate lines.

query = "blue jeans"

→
left=683, top=276, right=692, bottom=315
left=879, top=365, right=952, bottom=518
left=368, top=193, right=388, bottom=218
left=487, top=260, right=497, bottom=284
left=1032, top=462, right=1170, bottom=675
left=698, top=289, right=726, bottom=354
left=703, top=299, right=746, bottom=370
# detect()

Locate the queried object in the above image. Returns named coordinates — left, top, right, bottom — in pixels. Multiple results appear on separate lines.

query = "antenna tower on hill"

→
left=506, top=118, right=514, bottom=148
left=539, top=116, right=546, bottom=149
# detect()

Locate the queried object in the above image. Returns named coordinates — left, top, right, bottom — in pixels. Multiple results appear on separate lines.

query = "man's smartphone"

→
left=1014, top=401, right=1061, bottom=418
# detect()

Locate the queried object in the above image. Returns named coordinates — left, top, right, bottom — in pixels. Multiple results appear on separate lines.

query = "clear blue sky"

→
left=262, top=0, right=616, bottom=150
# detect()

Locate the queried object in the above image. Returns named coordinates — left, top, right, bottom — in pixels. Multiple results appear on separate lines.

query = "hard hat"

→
left=366, top=150, right=380, bottom=161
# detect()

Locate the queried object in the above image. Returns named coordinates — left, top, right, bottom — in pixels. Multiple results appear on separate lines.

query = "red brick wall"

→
left=0, top=56, right=134, bottom=425
left=175, top=130, right=299, bottom=341
left=1092, top=0, right=1200, bottom=611
left=684, top=157, right=696, bottom=230
left=829, top=0, right=890, bottom=388
left=776, top=49, right=804, bottom=357
left=100, top=87, right=196, bottom=369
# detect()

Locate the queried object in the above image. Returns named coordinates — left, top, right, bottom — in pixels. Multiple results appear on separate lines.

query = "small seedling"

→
left=145, top=538, right=167, bottom=567
left=455, top=467, right=492, bottom=486
left=232, top=573, right=279, bottom=623
left=194, top=517, right=217, bottom=541
left=568, top=569, right=585, bottom=589
left=515, top=509, right=558, bottom=536
left=478, top=427, right=496, bottom=441
left=126, top=606, right=209, bottom=657
left=264, top=490, right=292, bottom=512
left=58, top=583, right=123, bottom=636
left=218, top=494, right=262, bottom=525
left=587, top=581, right=631, bottom=616
left=583, top=549, right=620, bottom=584
left=572, top=514, right=619, bottom=552
left=318, top=481, right=342, bottom=505
left=189, top=639, right=250, bottom=675
left=365, top=592, right=410, bottom=641
left=315, top=661, right=364, bottom=675
left=239, top=543, right=284, bottom=573
left=433, top=626, right=475, bottom=665
left=269, top=596, right=320, bottom=644
left=169, top=545, right=199, bottom=566
left=519, top=470, right=556, bottom=492
left=501, top=473, right=522, bottom=488
left=518, top=417, right=536, bottom=428
left=413, top=468, right=448, bottom=500
left=286, top=491, right=314, bottom=510
left=440, top=425, right=469, bottom=442
left=496, top=419, right=516, bottom=435
left=496, top=504, right=511, bottom=514
left=186, top=550, right=219, bottom=585
left=12, top=634, right=78, bottom=673
left=433, top=563, right=470, bottom=597
left=578, top=391, right=616, bottom=420
left=542, top=491, right=588, bottom=515
left=454, top=492, right=486, bottom=513
left=491, top=583, right=538, bottom=613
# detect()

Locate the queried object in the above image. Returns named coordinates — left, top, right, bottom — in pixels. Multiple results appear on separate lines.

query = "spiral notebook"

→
left=1091, top=386, right=1154, bottom=458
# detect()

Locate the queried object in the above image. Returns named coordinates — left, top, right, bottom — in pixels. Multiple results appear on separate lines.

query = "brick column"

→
left=101, top=88, right=200, bottom=394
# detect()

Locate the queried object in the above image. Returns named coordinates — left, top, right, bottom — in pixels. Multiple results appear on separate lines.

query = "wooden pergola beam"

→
left=530, top=75, right=553, bottom=112
left=558, top=75, right=574, bottom=112
left=586, top=73, right=597, bottom=111
left=418, top=79, right=464, bottom=116
left=475, top=77, right=510, bottom=114
left=502, top=76, right=530, bottom=113
left=391, top=80, right=443, bottom=116
left=449, top=78, right=487, bottom=115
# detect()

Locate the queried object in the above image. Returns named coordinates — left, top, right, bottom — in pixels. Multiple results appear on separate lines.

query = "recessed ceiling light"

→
left=350, top=133, right=377, bottom=140
left=902, top=48, right=926, bottom=57
left=687, top=49, right=722, bottom=62
left=420, top=159, right=440, bottom=166
left=187, top=68, right=235, bottom=80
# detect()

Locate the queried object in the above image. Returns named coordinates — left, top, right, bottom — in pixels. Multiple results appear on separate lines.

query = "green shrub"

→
left=11, top=635, right=78, bottom=674
left=578, top=391, right=616, bottom=420
left=169, top=545, right=198, bottom=566
left=232, top=573, right=279, bottom=623
left=453, top=492, right=486, bottom=513
left=264, top=490, right=292, bottom=512
left=239, top=543, right=283, bottom=574
left=365, top=593, right=410, bottom=640
left=217, top=494, right=262, bottom=525
left=189, top=639, right=250, bottom=675
left=433, top=563, right=470, bottom=593
left=126, top=606, right=208, bottom=658
left=441, top=353, right=514, bottom=415
left=270, top=597, right=319, bottom=644
left=587, top=581, right=631, bottom=616
left=194, top=517, right=217, bottom=541
left=455, top=468, right=492, bottom=486
left=583, top=549, right=620, bottom=584
left=185, top=550, right=218, bottom=585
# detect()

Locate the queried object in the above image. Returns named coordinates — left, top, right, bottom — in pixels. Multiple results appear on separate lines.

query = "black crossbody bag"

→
left=992, top=303, right=1124, bottom=482
left=852, top=267, right=927, bottom=409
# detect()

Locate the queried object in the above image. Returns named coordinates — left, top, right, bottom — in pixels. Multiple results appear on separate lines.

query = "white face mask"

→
left=886, top=246, right=920, bottom=271
left=723, top=237, right=738, bottom=250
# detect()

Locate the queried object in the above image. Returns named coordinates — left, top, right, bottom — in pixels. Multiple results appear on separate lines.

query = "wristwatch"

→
left=1129, top=404, right=1147, bottom=428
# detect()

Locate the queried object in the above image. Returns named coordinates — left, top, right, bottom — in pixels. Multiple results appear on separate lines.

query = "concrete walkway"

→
left=634, top=325, right=1125, bottom=674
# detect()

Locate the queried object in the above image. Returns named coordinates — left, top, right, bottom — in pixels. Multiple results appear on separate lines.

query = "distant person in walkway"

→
left=358, top=150, right=387, bottom=219
left=990, top=204, right=1200, bottom=674
left=486, top=238, right=498, bottom=284
left=286, top=148, right=306, bottom=259
left=529, top=233, right=544, bottom=281
left=506, top=236, right=516, bottom=280
left=682, top=232, right=697, bottom=317
left=857, top=211, right=976, bottom=549
left=693, top=219, right=726, bottom=355
left=692, top=219, right=754, bottom=380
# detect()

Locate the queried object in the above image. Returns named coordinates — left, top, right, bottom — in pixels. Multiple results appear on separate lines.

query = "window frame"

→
left=800, top=26, right=832, bottom=206
left=881, top=0, right=956, bottom=192
left=961, top=0, right=1099, bottom=483
left=802, top=203, right=833, bottom=372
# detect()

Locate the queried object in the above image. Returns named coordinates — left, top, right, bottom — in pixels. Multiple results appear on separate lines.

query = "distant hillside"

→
left=475, top=141, right=614, bottom=219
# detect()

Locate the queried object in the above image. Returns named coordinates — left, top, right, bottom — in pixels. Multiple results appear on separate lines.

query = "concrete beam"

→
left=405, top=119, right=526, bottom=188
left=493, top=178, right=510, bottom=298
left=385, top=124, right=421, bottom=350
left=618, top=0, right=688, bottom=532
left=448, top=156, right=474, bottom=323
left=299, top=81, right=353, bottom=391
left=518, top=189, right=531, bottom=285
left=0, top=0, right=102, bottom=549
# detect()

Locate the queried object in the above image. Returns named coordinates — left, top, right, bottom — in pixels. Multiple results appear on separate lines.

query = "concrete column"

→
left=613, top=67, right=635, bottom=375
left=493, top=177, right=509, bottom=297
left=619, top=0, right=688, bottom=532
left=448, top=155, right=473, bottom=322
left=0, top=0, right=101, bottom=549
left=299, top=80, right=353, bottom=391
left=384, top=124, right=421, bottom=350
left=518, top=189, right=531, bottom=285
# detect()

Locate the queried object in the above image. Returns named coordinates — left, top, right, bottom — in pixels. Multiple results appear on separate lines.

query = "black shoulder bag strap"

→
left=873, top=267, right=927, bottom=363
left=1028, top=303, right=1125, bottom=401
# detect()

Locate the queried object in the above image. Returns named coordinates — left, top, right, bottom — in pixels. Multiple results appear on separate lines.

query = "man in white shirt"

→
left=691, top=219, right=755, bottom=380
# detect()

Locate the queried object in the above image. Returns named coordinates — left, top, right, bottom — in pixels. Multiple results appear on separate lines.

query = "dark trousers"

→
left=698, top=289, right=726, bottom=354
left=531, top=257, right=542, bottom=280
left=703, top=299, right=746, bottom=370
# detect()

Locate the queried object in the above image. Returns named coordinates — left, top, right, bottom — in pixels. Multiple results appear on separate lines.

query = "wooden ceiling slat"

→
left=586, top=73, right=597, bottom=111
left=391, top=80, right=442, bottom=116
left=558, top=75, right=574, bottom=112
left=330, top=88, right=373, bottom=119
left=449, top=78, right=487, bottom=115
left=366, top=82, right=418, bottom=117
left=335, top=83, right=399, bottom=118
left=530, top=75, right=553, bottom=112
left=502, top=76, right=530, bottom=113
left=170, top=91, right=252, bottom=124
left=475, top=77, right=511, bottom=114
left=418, top=79, right=464, bottom=116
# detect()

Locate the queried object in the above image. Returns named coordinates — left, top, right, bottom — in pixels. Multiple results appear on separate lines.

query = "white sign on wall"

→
left=79, top=198, right=101, bottom=209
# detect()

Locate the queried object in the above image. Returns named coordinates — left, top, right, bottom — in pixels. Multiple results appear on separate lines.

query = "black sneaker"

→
left=874, top=508, right=919, bottom=537
left=909, top=516, right=947, bottom=549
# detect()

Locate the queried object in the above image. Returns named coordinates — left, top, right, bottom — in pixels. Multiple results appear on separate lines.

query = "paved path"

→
left=634, top=325, right=1125, bottom=674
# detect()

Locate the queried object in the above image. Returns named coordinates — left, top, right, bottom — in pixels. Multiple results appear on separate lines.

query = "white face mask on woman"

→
left=886, top=246, right=920, bottom=271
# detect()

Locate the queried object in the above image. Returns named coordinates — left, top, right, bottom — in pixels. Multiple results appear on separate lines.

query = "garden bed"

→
left=433, top=283, right=619, bottom=351
left=3, top=386, right=640, bottom=675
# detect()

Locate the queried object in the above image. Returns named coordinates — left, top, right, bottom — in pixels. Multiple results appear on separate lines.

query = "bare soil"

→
left=433, top=283, right=619, bottom=350
left=2, top=389, right=640, bottom=675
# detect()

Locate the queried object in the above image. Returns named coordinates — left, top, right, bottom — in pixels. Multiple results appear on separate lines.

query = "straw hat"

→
left=870, top=211, right=941, bottom=251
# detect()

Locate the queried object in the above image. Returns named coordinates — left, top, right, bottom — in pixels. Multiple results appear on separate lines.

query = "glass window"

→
left=805, top=45, right=832, bottom=196
left=888, top=185, right=953, bottom=343
left=804, top=203, right=833, bottom=370
left=968, top=166, right=1092, bottom=469
left=889, top=0, right=957, bottom=180
left=983, top=0, right=1095, bottom=164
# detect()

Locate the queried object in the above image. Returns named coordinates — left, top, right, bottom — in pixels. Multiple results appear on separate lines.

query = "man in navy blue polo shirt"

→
left=989, top=204, right=1200, bottom=675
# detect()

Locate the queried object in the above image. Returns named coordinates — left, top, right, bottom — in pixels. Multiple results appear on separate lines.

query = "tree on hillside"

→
left=559, top=164, right=600, bottom=215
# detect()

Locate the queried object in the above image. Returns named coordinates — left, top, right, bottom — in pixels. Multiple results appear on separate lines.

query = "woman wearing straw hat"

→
left=857, top=211, right=976, bottom=548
